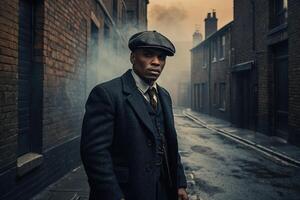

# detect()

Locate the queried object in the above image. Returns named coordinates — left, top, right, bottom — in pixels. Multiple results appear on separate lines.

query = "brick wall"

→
left=191, top=45, right=209, bottom=112
left=191, top=23, right=232, bottom=119
left=288, top=0, right=300, bottom=145
left=210, top=29, right=231, bottom=120
left=231, top=0, right=260, bottom=130
left=42, top=0, right=91, bottom=150
left=102, top=0, right=113, bottom=15
left=254, top=0, right=270, bottom=133
left=232, top=0, right=254, bottom=65
left=0, top=0, right=18, bottom=170
left=0, top=0, right=148, bottom=198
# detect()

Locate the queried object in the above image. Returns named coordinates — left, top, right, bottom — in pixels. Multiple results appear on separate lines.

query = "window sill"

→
left=219, top=57, right=225, bottom=61
left=268, top=23, right=288, bottom=36
left=202, top=65, right=207, bottom=69
left=218, top=108, right=226, bottom=112
left=17, top=153, right=43, bottom=177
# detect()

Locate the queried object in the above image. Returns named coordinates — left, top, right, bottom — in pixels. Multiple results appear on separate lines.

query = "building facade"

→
left=191, top=12, right=233, bottom=121
left=231, top=0, right=258, bottom=131
left=0, top=0, right=148, bottom=199
left=191, top=0, right=300, bottom=146
left=232, top=0, right=300, bottom=145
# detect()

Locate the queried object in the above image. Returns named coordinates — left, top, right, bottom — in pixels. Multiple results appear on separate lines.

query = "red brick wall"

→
left=0, top=0, right=19, bottom=169
left=0, top=0, right=149, bottom=198
left=41, top=0, right=91, bottom=149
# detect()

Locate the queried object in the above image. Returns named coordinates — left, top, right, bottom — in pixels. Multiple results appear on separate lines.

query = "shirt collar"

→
left=131, top=69, right=157, bottom=94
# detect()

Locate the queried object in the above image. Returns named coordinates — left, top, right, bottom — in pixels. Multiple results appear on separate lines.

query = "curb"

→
left=183, top=111, right=300, bottom=168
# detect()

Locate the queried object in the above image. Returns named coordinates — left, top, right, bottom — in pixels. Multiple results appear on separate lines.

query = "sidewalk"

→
left=184, top=109, right=300, bottom=168
left=31, top=166, right=89, bottom=200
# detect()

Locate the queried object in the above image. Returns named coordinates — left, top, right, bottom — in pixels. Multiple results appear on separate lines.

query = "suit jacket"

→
left=81, top=69, right=187, bottom=200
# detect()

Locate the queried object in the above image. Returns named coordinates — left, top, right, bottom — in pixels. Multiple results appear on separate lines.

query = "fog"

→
left=88, top=0, right=233, bottom=106
left=148, top=0, right=233, bottom=106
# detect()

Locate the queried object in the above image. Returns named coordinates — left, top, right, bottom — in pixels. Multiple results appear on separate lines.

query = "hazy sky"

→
left=147, top=0, right=233, bottom=104
left=148, top=0, right=233, bottom=42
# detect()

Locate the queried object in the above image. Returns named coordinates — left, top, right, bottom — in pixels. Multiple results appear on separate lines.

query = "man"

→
left=81, top=30, right=188, bottom=200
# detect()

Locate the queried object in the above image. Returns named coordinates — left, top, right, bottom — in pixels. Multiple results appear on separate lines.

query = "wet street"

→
left=174, top=110, right=300, bottom=200
left=32, top=109, right=300, bottom=200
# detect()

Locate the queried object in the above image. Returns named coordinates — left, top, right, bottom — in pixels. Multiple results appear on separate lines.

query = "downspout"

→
left=251, top=0, right=258, bottom=133
left=208, top=41, right=212, bottom=115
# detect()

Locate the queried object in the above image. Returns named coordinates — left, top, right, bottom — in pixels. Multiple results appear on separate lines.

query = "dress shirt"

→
left=131, top=70, right=158, bottom=103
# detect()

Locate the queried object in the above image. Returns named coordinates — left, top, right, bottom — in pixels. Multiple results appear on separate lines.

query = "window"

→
left=219, top=35, right=226, bottom=60
left=87, top=21, right=100, bottom=93
left=213, top=83, right=217, bottom=105
left=127, top=10, right=134, bottom=22
left=193, top=84, right=200, bottom=110
left=219, top=83, right=226, bottom=110
left=198, top=84, right=202, bottom=109
left=113, top=0, right=118, bottom=21
left=200, top=83, right=206, bottom=108
left=193, top=83, right=204, bottom=111
left=18, top=0, right=42, bottom=156
left=203, top=45, right=208, bottom=68
left=193, top=84, right=196, bottom=109
left=271, top=0, right=288, bottom=28
left=212, top=39, right=217, bottom=62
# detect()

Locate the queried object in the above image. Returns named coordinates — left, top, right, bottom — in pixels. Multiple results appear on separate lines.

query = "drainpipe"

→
left=251, top=0, right=258, bottom=133
left=208, top=41, right=212, bottom=115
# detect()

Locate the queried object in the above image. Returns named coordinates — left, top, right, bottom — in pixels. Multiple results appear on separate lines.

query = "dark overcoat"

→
left=81, top=70, right=187, bottom=200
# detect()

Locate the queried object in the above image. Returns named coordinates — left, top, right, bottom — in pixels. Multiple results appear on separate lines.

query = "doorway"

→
left=273, top=42, right=289, bottom=140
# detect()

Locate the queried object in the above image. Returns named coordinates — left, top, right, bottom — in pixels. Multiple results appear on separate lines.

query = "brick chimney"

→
left=193, top=29, right=203, bottom=47
left=204, top=10, right=218, bottom=39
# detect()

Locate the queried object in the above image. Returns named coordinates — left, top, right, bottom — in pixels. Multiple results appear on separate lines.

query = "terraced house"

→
left=191, top=0, right=300, bottom=146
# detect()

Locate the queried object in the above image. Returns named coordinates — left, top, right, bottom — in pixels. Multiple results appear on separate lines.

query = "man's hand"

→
left=178, top=188, right=189, bottom=200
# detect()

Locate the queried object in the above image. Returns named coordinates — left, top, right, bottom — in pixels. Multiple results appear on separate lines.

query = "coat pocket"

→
left=114, top=166, right=129, bottom=183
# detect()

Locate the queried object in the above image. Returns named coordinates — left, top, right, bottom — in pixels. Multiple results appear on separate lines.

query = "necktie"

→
left=147, top=87, right=157, bottom=110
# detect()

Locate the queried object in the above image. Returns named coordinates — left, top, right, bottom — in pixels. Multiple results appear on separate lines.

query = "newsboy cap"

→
left=128, top=30, right=176, bottom=56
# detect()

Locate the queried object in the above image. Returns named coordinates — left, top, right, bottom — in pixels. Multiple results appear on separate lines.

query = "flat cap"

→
left=128, top=30, right=176, bottom=56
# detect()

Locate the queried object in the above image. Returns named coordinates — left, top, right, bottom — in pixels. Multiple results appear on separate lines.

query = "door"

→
left=234, top=71, right=250, bottom=128
left=242, top=72, right=250, bottom=128
left=274, top=42, right=288, bottom=140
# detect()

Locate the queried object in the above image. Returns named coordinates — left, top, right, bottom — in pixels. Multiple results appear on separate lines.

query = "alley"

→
left=174, top=109, right=300, bottom=200
left=32, top=108, right=300, bottom=200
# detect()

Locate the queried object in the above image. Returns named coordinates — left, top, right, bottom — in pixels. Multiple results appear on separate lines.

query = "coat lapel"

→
left=157, top=86, right=175, bottom=137
left=121, top=70, right=156, bottom=138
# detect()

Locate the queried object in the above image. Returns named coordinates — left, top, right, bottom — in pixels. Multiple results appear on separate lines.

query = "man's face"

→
left=131, top=48, right=167, bottom=85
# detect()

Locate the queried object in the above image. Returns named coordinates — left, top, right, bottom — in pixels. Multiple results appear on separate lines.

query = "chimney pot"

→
left=204, top=11, right=218, bottom=39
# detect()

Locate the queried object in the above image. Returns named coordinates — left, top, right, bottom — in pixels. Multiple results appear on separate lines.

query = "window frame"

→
left=219, top=82, right=226, bottom=111
left=219, top=35, right=226, bottom=60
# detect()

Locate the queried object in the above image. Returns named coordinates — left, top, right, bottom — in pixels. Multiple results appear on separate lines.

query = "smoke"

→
left=148, top=4, right=189, bottom=41
left=147, top=4, right=192, bottom=106
left=149, top=4, right=188, bottom=26
left=86, top=7, right=189, bottom=108
left=86, top=19, right=142, bottom=95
